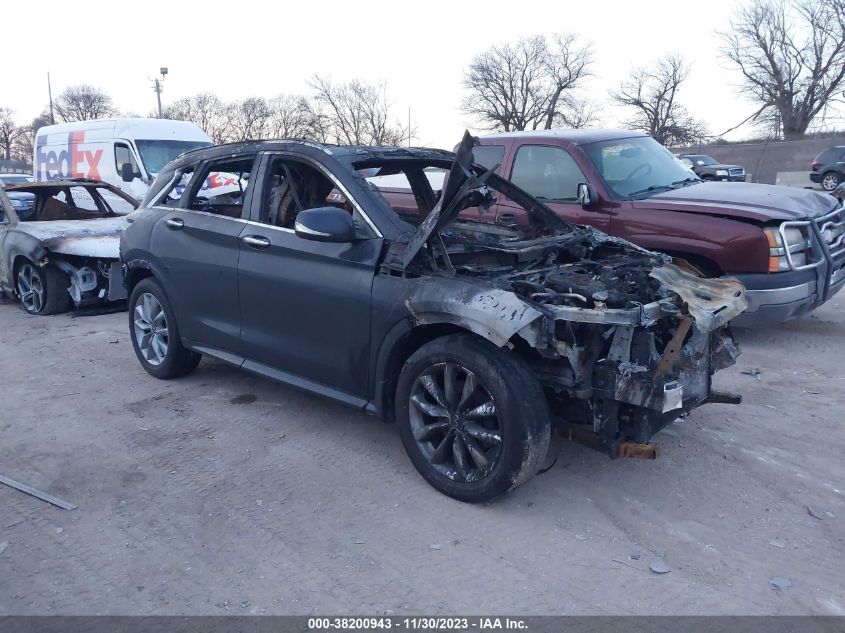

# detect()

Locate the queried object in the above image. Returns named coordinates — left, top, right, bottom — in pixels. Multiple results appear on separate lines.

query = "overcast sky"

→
left=5, top=0, right=843, bottom=148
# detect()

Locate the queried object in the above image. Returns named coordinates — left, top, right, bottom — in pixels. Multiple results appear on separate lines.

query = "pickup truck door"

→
left=236, top=154, right=382, bottom=404
left=496, top=143, right=611, bottom=233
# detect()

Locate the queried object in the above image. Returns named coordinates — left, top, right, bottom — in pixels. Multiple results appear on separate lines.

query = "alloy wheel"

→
left=408, top=362, right=502, bottom=483
left=822, top=174, right=839, bottom=191
left=133, top=292, right=170, bottom=366
left=17, top=264, right=44, bottom=313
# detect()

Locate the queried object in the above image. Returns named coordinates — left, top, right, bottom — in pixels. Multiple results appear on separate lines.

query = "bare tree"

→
left=267, top=94, right=320, bottom=140
left=0, top=108, right=24, bottom=160
left=10, top=111, right=52, bottom=161
left=542, top=34, right=596, bottom=129
left=222, top=97, right=272, bottom=142
left=309, top=75, right=411, bottom=146
left=53, top=85, right=117, bottom=122
left=720, top=0, right=845, bottom=139
left=553, top=98, right=603, bottom=129
left=461, top=33, right=594, bottom=132
left=610, top=54, right=707, bottom=146
left=161, top=92, right=227, bottom=143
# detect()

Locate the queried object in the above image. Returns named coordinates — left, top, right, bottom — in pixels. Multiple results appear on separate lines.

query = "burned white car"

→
left=0, top=179, right=137, bottom=315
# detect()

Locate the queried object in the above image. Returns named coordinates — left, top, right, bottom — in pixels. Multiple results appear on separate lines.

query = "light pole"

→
left=151, top=67, right=168, bottom=118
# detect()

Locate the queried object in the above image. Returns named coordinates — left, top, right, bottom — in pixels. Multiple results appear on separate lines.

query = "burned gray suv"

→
left=120, top=133, right=747, bottom=502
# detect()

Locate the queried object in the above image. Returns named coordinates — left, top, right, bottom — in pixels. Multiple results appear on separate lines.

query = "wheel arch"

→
left=124, top=260, right=155, bottom=295
left=372, top=318, right=505, bottom=423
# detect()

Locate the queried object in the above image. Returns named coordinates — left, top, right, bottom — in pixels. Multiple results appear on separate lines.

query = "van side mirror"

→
left=577, top=183, right=598, bottom=207
left=294, top=206, right=356, bottom=243
left=120, top=162, right=136, bottom=183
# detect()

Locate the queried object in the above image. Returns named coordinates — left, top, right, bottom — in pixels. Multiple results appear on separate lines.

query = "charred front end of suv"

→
left=397, top=227, right=747, bottom=457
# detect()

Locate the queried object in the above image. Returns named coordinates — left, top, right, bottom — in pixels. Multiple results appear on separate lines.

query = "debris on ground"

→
left=768, top=540, right=786, bottom=549
left=0, top=542, right=8, bottom=555
left=769, top=576, right=793, bottom=592
left=741, top=368, right=763, bottom=380
left=807, top=506, right=825, bottom=520
left=0, top=474, right=77, bottom=510
left=230, top=394, right=258, bottom=405
left=649, top=557, right=671, bottom=574
left=429, top=543, right=442, bottom=550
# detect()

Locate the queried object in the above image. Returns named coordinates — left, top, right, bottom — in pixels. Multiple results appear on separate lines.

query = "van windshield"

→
left=135, top=140, right=213, bottom=175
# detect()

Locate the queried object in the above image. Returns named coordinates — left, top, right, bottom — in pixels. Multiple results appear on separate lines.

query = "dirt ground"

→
left=0, top=293, right=843, bottom=616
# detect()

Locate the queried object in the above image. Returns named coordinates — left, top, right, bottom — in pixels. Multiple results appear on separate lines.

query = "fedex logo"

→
left=36, top=132, right=103, bottom=181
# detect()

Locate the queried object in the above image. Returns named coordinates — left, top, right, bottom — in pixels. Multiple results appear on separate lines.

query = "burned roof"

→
left=166, top=139, right=455, bottom=170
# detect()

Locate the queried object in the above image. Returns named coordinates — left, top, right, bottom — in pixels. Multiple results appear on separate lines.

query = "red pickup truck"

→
left=453, top=130, right=844, bottom=327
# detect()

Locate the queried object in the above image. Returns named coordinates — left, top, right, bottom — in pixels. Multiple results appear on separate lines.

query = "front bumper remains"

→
left=523, top=264, right=747, bottom=457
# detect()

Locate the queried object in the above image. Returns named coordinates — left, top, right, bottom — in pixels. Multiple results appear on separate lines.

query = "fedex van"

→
left=34, top=118, right=213, bottom=200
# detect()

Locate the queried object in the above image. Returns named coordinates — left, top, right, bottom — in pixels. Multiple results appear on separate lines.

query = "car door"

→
left=148, top=154, right=257, bottom=357
left=237, top=153, right=383, bottom=403
left=498, top=144, right=611, bottom=233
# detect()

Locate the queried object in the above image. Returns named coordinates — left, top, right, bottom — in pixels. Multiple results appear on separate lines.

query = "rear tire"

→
left=15, top=259, right=71, bottom=315
left=821, top=171, right=841, bottom=192
left=128, top=277, right=201, bottom=379
left=396, top=334, right=551, bottom=502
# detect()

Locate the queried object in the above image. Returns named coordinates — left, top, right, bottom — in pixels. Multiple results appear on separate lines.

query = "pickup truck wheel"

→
left=129, top=278, right=201, bottom=379
left=821, top=171, right=840, bottom=191
left=15, top=260, right=71, bottom=315
left=396, top=334, right=551, bottom=502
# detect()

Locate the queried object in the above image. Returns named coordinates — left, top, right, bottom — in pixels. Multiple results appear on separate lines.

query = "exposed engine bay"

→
left=380, top=132, right=749, bottom=457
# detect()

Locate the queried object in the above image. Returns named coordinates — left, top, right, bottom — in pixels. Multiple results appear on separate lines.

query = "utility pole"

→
left=47, top=72, right=55, bottom=124
left=150, top=67, right=168, bottom=118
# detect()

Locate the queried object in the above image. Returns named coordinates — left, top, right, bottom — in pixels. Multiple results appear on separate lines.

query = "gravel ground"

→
left=0, top=294, right=843, bottom=616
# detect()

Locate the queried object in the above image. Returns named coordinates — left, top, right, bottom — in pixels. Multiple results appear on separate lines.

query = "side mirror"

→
left=577, top=183, right=598, bottom=207
left=120, top=162, right=136, bottom=183
left=294, top=206, right=356, bottom=243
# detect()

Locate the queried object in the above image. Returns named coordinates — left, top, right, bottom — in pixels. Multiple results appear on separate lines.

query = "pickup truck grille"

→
left=817, top=207, right=845, bottom=257
left=728, top=168, right=744, bottom=176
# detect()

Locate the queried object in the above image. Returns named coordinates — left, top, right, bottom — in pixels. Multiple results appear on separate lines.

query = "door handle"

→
left=165, top=218, right=184, bottom=229
left=499, top=212, right=517, bottom=226
left=242, top=235, right=271, bottom=249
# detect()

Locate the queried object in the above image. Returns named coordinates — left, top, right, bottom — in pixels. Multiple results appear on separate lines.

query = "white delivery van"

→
left=34, top=118, right=212, bottom=201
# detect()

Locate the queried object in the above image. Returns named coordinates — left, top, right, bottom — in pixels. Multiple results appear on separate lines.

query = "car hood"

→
left=702, top=163, right=742, bottom=170
left=633, top=181, right=839, bottom=222
left=18, top=216, right=128, bottom=259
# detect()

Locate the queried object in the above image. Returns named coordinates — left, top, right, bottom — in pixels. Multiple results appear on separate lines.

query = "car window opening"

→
left=263, top=158, right=339, bottom=229
left=186, top=158, right=254, bottom=218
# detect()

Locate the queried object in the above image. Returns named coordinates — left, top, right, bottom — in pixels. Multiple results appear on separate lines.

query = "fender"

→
left=369, top=281, right=545, bottom=419
left=2, top=233, right=50, bottom=291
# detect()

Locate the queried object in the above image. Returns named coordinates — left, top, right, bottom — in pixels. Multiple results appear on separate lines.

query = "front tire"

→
left=128, top=278, right=201, bottom=379
left=15, top=259, right=71, bottom=315
left=821, top=171, right=841, bottom=192
left=396, top=334, right=551, bottom=502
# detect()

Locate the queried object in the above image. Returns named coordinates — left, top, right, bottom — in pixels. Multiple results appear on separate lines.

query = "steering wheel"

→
left=625, top=163, right=651, bottom=180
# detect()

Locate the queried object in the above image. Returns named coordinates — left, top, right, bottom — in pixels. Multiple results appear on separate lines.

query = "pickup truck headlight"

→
left=764, top=225, right=813, bottom=272
left=716, top=169, right=729, bottom=176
